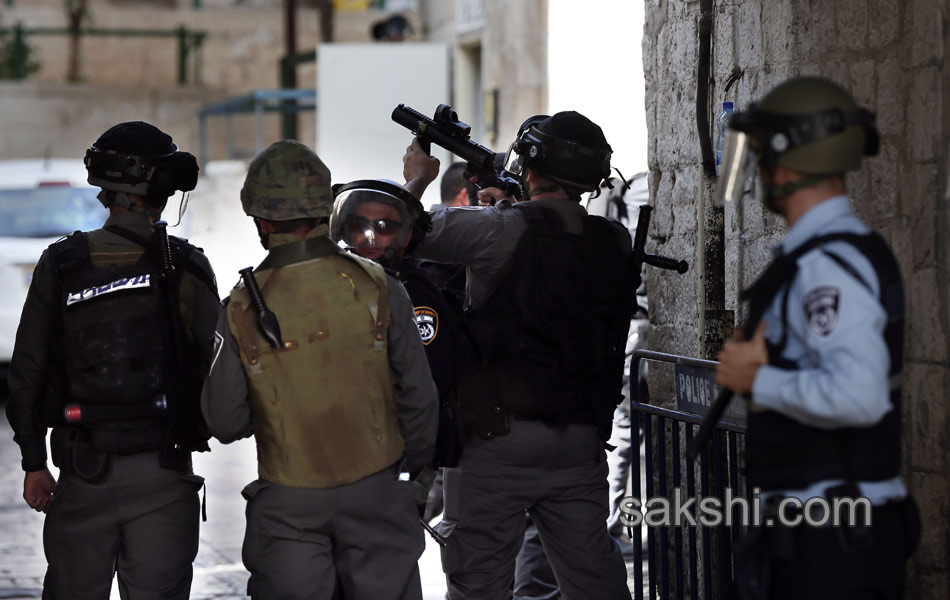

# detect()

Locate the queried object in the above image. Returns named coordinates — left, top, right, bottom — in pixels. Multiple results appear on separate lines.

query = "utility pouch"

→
left=473, top=404, right=510, bottom=440
left=826, top=482, right=873, bottom=553
left=433, top=394, right=464, bottom=468
left=56, top=428, right=112, bottom=483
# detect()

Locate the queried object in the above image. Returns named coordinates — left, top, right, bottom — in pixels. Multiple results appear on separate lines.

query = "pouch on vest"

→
left=55, top=427, right=112, bottom=483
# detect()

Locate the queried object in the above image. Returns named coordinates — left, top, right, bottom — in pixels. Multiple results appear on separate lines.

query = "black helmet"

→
left=502, top=111, right=612, bottom=195
left=329, top=179, right=431, bottom=265
left=729, top=77, right=879, bottom=176
left=84, top=121, right=199, bottom=207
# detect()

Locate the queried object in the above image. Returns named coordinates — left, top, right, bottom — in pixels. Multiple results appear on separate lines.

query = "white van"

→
left=0, top=159, right=105, bottom=391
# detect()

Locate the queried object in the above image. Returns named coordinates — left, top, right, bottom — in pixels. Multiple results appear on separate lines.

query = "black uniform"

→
left=6, top=210, right=219, bottom=599
left=416, top=199, right=636, bottom=600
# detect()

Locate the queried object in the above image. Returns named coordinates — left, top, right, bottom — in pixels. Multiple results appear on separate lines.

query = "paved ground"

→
left=0, top=410, right=643, bottom=599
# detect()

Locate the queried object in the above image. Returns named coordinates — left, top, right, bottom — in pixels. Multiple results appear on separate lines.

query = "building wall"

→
left=644, top=0, right=949, bottom=596
left=0, top=0, right=410, bottom=162
left=418, top=0, right=547, bottom=152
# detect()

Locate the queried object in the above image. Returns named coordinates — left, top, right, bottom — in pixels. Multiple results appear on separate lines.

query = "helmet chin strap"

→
left=761, top=169, right=833, bottom=205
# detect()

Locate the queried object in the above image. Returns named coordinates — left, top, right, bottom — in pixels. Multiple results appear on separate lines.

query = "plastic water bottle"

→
left=714, top=101, right=734, bottom=174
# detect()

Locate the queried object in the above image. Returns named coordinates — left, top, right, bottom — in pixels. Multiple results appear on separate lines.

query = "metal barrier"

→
left=629, top=349, right=750, bottom=600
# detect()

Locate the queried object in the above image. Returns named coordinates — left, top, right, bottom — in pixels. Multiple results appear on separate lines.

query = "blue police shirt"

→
left=751, top=195, right=906, bottom=505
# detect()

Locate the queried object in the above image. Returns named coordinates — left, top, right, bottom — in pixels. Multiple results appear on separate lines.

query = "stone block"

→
left=907, top=267, right=948, bottom=363
left=907, top=66, right=941, bottom=163
left=762, top=0, right=793, bottom=65
left=868, top=0, right=901, bottom=47
left=865, top=143, right=900, bottom=221
left=916, top=571, right=950, bottom=600
left=848, top=59, right=876, bottom=109
left=905, top=363, right=949, bottom=473
left=908, top=163, right=939, bottom=269
left=909, top=0, right=945, bottom=67
left=713, top=6, right=736, bottom=80
left=875, top=55, right=905, bottom=139
left=819, top=60, right=852, bottom=90
left=907, top=472, right=949, bottom=572
left=832, top=0, right=869, bottom=52
left=797, top=63, right=821, bottom=77
left=735, top=1, right=764, bottom=69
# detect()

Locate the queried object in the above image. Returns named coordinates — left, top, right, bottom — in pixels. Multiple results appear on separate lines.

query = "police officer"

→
left=714, top=77, right=918, bottom=599
left=330, top=179, right=462, bottom=480
left=200, top=141, right=438, bottom=599
left=6, top=121, right=219, bottom=598
left=403, top=111, right=636, bottom=599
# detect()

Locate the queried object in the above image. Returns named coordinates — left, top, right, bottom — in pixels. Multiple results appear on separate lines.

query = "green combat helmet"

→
left=726, top=77, right=880, bottom=202
left=241, top=140, right=333, bottom=220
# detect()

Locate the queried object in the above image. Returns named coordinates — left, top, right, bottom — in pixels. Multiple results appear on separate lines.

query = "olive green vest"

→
left=227, top=233, right=405, bottom=488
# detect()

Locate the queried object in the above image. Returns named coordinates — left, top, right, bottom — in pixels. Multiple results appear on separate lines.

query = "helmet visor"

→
left=503, top=140, right=527, bottom=177
left=330, top=187, right=414, bottom=261
left=713, top=130, right=758, bottom=207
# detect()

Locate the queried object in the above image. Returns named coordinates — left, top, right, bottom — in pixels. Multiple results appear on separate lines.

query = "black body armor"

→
left=458, top=205, right=638, bottom=443
left=744, top=231, right=905, bottom=490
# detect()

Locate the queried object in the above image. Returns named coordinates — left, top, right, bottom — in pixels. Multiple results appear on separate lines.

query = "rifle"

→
left=392, top=103, right=522, bottom=200
left=626, top=205, right=689, bottom=425
left=630, top=204, right=689, bottom=294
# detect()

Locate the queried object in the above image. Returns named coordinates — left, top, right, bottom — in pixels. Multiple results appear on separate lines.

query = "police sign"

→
left=674, top=363, right=747, bottom=426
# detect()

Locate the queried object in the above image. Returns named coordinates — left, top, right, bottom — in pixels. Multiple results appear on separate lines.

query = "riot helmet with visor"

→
left=502, top=111, right=612, bottom=197
left=717, top=77, right=880, bottom=206
left=329, top=179, right=430, bottom=266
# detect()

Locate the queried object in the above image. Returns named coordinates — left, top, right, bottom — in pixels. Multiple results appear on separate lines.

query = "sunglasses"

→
left=345, top=215, right=404, bottom=235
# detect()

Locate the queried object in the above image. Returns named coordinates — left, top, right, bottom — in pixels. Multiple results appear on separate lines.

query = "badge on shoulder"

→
left=803, top=286, right=840, bottom=336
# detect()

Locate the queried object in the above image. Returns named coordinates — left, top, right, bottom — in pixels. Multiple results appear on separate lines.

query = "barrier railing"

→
left=629, top=349, right=749, bottom=600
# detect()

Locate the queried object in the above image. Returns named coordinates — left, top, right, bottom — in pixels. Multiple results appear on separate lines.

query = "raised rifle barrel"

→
left=392, top=104, right=494, bottom=171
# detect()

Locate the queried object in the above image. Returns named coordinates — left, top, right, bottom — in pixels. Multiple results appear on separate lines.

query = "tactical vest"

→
left=47, top=230, right=213, bottom=459
left=398, top=258, right=464, bottom=468
left=228, top=237, right=405, bottom=489
left=744, top=231, right=905, bottom=490
left=460, top=205, right=638, bottom=441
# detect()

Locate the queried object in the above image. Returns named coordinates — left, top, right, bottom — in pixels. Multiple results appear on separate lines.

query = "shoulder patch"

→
left=803, top=286, right=840, bottom=336
left=414, top=306, right=438, bottom=345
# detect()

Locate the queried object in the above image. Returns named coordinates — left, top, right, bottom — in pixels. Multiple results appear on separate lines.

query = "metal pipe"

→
left=696, top=0, right=716, bottom=178
left=282, top=0, right=298, bottom=139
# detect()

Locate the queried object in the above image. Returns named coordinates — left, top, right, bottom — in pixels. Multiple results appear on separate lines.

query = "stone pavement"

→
left=0, top=411, right=642, bottom=599
left=0, top=412, right=450, bottom=600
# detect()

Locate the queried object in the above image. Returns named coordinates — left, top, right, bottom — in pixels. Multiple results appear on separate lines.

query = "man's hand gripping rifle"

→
left=392, top=103, right=522, bottom=200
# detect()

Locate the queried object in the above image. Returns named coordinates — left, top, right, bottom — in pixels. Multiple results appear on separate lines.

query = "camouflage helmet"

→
left=241, top=140, right=333, bottom=220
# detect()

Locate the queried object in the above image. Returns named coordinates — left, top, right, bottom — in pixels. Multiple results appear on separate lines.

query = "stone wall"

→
left=644, top=0, right=949, bottom=596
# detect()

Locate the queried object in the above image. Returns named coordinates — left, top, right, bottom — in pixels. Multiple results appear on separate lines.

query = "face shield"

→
left=713, top=128, right=758, bottom=207
left=329, top=186, right=416, bottom=264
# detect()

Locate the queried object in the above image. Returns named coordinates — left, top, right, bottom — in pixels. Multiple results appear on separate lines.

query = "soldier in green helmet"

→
left=200, top=140, right=438, bottom=599
left=714, top=77, right=918, bottom=599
